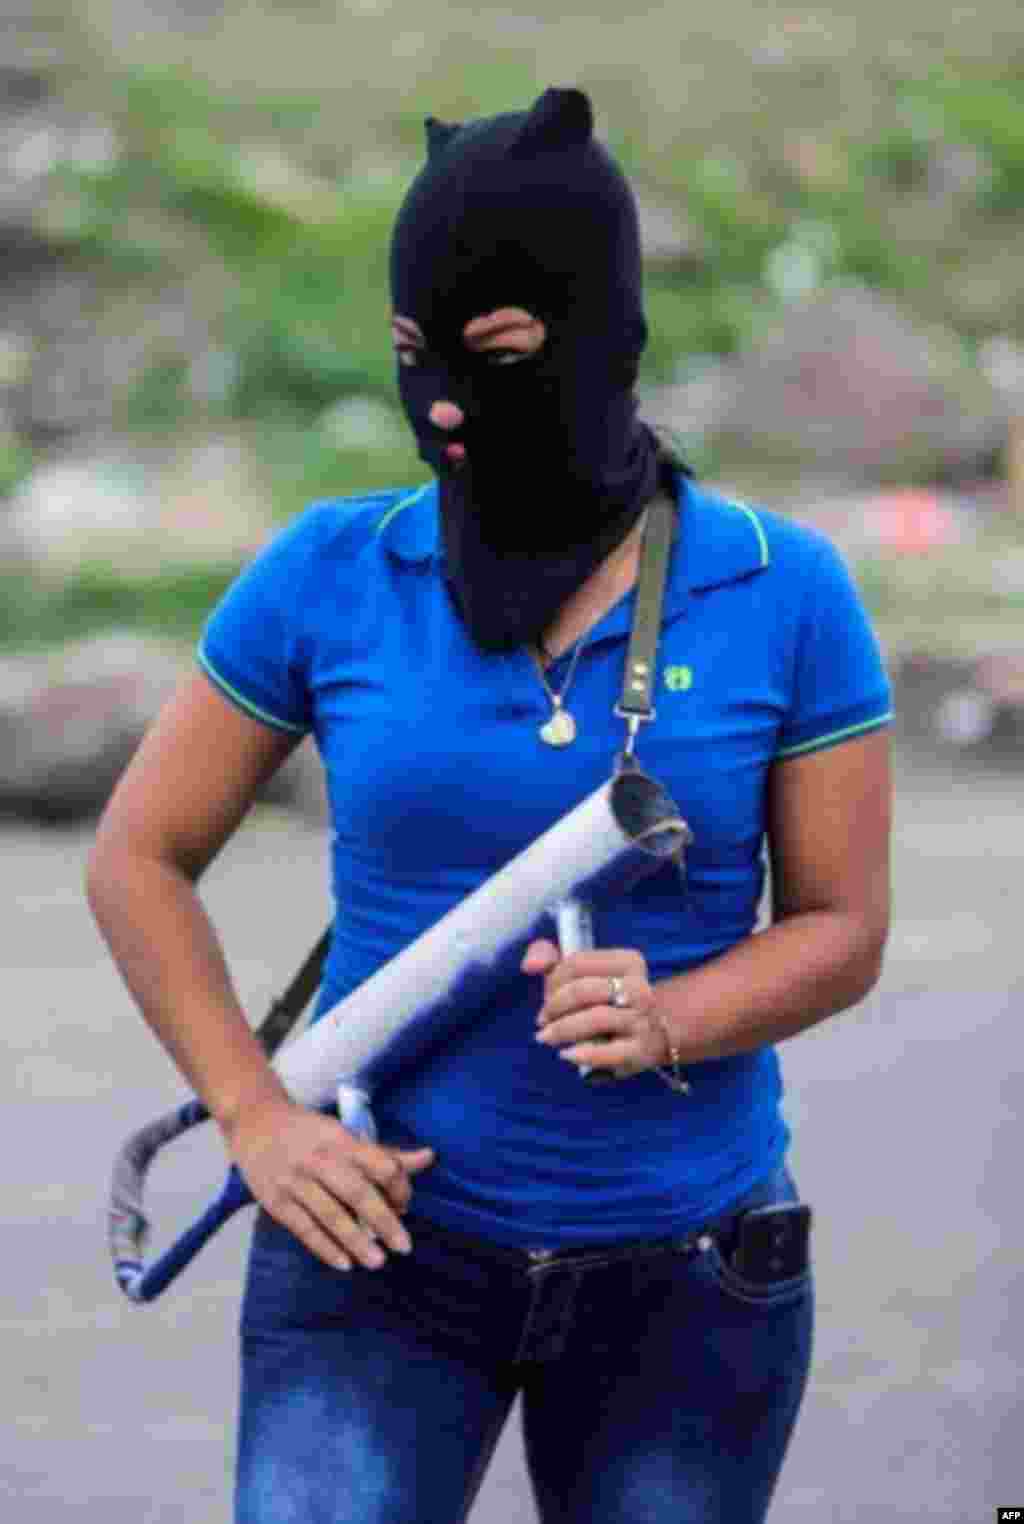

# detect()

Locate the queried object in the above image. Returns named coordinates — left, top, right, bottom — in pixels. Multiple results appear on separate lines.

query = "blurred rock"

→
left=891, top=649, right=1024, bottom=763
left=0, top=65, right=50, bottom=112
left=0, top=53, right=210, bottom=447
left=10, top=274, right=210, bottom=444
left=924, top=142, right=992, bottom=201
left=4, top=452, right=147, bottom=574
left=710, top=285, right=1007, bottom=481
left=639, top=358, right=738, bottom=452
left=890, top=651, right=977, bottom=749
left=0, top=62, right=60, bottom=230
left=0, top=630, right=329, bottom=826
left=0, top=52, right=119, bottom=234
left=636, top=195, right=705, bottom=270
left=979, top=336, right=1024, bottom=410
left=318, top=395, right=407, bottom=454
left=0, top=230, right=209, bottom=448
left=932, top=687, right=996, bottom=748
left=3, top=432, right=277, bottom=580
left=947, top=245, right=1024, bottom=332
left=0, top=329, right=33, bottom=387
left=97, top=0, right=232, bottom=35
left=0, top=633, right=183, bottom=824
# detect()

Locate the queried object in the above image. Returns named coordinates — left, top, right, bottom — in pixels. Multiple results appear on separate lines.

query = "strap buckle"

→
left=613, top=705, right=655, bottom=773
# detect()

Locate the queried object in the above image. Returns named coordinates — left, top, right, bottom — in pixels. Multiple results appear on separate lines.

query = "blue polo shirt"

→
left=197, top=471, right=891, bottom=1247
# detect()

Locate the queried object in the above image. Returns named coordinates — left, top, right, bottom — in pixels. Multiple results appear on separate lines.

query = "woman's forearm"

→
left=654, top=910, right=887, bottom=1065
left=85, top=849, right=291, bottom=1137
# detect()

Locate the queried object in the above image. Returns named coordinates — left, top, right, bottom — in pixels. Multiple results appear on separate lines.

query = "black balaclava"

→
left=389, top=86, right=666, bottom=654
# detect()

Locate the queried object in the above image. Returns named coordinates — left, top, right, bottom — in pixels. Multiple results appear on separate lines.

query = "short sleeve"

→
left=776, top=533, right=893, bottom=759
left=196, top=509, right=322, bottom=736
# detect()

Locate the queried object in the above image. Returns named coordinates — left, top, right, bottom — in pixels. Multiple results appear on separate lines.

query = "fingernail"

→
left=368, top=1247, right=386, bottom=1268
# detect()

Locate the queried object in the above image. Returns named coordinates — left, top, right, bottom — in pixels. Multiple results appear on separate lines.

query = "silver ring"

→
left=609, top=975, right=629, bottom=1008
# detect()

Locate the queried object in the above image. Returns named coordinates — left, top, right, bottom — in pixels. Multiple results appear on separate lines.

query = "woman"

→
left=86, top=88, right=892, bottom=1524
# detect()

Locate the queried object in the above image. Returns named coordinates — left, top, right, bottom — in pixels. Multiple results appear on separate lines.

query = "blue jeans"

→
left=235, top=1161, right=813, bottom=1524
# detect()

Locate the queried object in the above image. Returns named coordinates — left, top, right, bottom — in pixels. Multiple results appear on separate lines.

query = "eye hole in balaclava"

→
left=396, top=316, right=554, bottom=456
left=388, top=87, right=669, bottom=655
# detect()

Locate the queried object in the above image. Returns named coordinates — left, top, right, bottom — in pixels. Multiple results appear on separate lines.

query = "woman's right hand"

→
left=224, top=1097, right=436, bottom=1271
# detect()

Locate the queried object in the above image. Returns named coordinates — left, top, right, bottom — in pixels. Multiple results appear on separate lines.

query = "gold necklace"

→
left=531, top=634, right=588, bottom=747
left=529, top=509, right=648, bottom=748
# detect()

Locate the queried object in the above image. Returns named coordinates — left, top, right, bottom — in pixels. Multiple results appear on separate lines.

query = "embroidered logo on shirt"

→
left=664, top=665, right=693, bottom=692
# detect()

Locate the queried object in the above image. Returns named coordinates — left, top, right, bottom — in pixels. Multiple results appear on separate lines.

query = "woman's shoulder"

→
left=688, top=481, right=847, bottom=582
left=246, top=486, right=428, bottom=584
left=289, top=486, right=420, bottom=552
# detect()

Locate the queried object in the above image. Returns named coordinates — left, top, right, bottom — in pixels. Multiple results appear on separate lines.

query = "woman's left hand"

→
left=521, top=939, right=668, bottom=1078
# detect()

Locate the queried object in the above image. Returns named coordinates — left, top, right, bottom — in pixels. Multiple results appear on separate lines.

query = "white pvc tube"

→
left=273, top=769, right=689, bottom=1124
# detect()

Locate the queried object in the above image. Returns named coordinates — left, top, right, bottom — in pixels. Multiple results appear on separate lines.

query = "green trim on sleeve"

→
left=775, top=711, right=893, bottom=759
left=733, top=502, right=770, bottom=568
left=196, top=646, right=307, bottom=735
left=376, top=483, right=431, bottom=536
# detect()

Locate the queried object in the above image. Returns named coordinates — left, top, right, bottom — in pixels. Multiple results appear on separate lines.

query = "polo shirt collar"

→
left=378, top=473, right=769, bottom=623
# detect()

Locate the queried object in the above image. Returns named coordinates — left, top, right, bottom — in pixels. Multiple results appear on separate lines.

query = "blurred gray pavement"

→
left=4, top=741, right=1022, bottom=1522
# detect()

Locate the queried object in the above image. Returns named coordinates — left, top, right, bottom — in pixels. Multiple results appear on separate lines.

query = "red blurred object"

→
left=863, top=489, right=960, bottom=553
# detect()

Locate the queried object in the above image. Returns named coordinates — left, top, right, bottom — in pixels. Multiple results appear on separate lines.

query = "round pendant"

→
left=540, top=707, right=577, bottom=747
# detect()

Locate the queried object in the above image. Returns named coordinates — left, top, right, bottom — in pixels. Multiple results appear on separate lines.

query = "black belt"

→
left=402, top=1201, right=750, bottom=1270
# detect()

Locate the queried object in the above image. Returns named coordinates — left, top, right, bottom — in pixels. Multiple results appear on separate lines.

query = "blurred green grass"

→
left=4, top=1, right=1023, bottom=656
